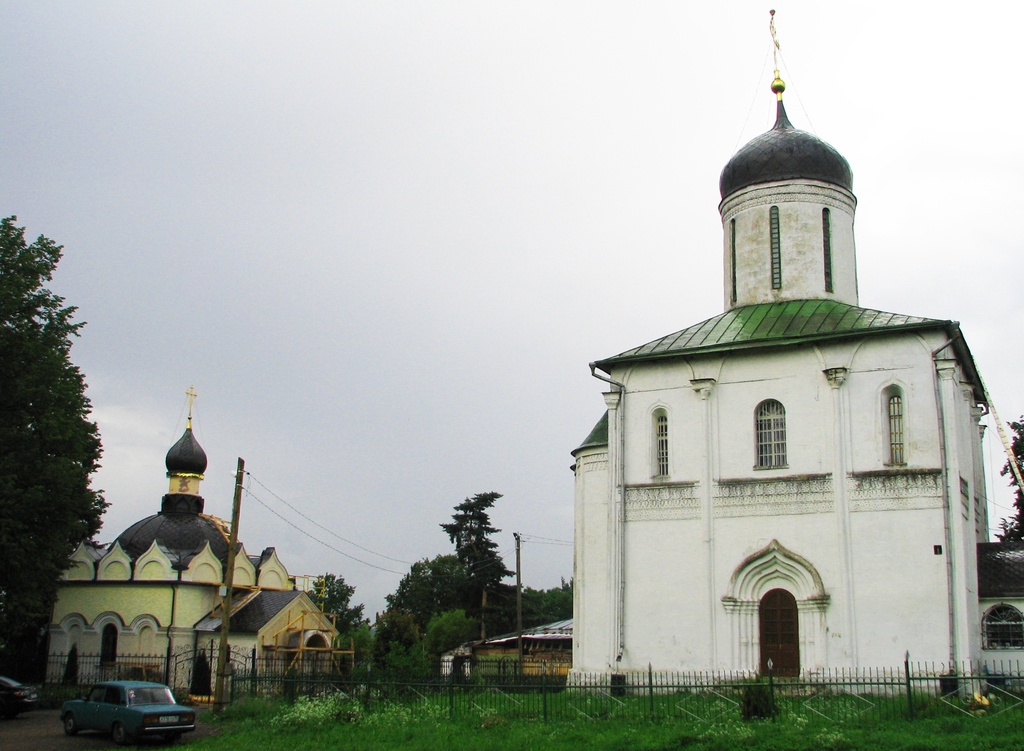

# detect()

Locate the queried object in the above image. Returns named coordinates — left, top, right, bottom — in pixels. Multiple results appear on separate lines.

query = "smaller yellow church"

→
left=48, top=407, right=337, bottom=682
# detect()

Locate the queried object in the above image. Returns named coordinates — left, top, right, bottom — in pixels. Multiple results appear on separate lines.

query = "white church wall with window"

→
left=572, top=76, right=996, bottom=675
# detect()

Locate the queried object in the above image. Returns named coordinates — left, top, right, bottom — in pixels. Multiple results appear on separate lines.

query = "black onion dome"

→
left=720, top=100, right=853, bottom=200
left=115, top=512, right=229, bottom=565
left=165, top=426, right=208, bottom=476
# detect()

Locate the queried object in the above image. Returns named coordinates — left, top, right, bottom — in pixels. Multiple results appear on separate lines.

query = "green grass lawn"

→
left=184, top=695, right=1024, bottom=751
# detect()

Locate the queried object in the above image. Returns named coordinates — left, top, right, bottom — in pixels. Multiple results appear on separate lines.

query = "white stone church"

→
left=571, top=76, right=1020, bottom=675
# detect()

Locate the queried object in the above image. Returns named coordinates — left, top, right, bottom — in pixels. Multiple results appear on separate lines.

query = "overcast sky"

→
left=3, top=2, right=1022, bottom=618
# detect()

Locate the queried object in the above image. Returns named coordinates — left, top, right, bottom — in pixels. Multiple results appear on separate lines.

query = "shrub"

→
left=191, top=651, right=212, bottom=696
left=739, top=681, right=777, bottom=720
left=62, top=644, right=79, bottom=685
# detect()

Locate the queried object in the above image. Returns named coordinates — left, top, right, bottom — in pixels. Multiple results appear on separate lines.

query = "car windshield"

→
left=126, top=687, right=175, bottom=705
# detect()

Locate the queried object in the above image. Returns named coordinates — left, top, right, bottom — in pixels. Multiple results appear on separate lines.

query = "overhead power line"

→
left=245, top=472, right=413, bottom=565
left=244, top=486, right=405, bottom=575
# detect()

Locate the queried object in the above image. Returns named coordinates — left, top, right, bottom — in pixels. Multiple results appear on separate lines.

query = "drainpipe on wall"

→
left=590, top=363, right=627, bottom=663
left=931, top=337, right=959, bottom=666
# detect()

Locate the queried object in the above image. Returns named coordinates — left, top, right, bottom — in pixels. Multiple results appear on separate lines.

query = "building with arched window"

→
left=48, top=415, right=338, bottom=679
left=571, top=73, right=998, bottom=674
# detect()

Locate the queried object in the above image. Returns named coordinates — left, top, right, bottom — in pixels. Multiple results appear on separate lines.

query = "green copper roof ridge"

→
left=596, top=300, right=948, bottom=369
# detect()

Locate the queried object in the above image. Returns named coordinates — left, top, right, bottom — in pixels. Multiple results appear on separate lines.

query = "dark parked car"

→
left=61, top=681, right=195, bottom=744
left=0, top=675, right=39, bottom=719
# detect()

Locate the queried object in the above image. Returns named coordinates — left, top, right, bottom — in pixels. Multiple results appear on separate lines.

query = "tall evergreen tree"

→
left=0, top=217, right=105, bottom=674
left=997, top=417, right=1024, bottom=541
left=440, top=492, right=513, bottom=639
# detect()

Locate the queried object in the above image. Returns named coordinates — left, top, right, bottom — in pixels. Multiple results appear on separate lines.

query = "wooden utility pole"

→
left=213, top=457, right=245, bottom=714
left=514, top=532, right=523, bottom=675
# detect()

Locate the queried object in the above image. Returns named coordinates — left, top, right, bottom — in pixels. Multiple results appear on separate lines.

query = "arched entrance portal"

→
left=759, top=588, right=799, bottom=676
left=722, top=540, right=828, bottom=673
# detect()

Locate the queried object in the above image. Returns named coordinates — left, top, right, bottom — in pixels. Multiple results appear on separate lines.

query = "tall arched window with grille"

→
left=755, top=400, right=787, bottom=468
left=653, top=409, right=669, bottom=477
left=983, top=604, right=1024, bottom=649
left=884, top=387, right=905, bottom=465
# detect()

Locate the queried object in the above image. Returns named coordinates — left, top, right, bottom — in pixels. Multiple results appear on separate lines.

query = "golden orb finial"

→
left=771, top=71, right=786, bottom=99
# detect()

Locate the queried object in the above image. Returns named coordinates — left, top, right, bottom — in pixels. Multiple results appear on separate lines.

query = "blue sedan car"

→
left=61, top=681, right=195, bottom=744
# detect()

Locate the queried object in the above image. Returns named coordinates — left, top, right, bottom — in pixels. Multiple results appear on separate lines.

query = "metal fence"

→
left=228, top=659, right=1024, bottom=724
left=42, top=651, right=1024, bottom=724
left=41, top=645, right=250, bottom=705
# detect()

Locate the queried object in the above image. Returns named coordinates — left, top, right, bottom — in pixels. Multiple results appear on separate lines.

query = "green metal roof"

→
left=571, top=411, right=608, bottom=456
left=596, top=300, right=950, bottom=369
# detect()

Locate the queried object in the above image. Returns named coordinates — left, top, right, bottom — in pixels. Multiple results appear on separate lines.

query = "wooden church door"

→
left=759, top=588, right=799, bottom=676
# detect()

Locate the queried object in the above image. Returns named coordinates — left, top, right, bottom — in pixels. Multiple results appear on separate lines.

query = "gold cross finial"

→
left=769, top=10, right=786, bottom=100
left=186, top=386, right=198, bottom=428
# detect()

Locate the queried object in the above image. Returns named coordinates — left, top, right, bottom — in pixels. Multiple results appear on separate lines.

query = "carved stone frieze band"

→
left=576, top=454, right=608, bottom=474
left=720, top=182, right=857, bottom=220
left=846, top=470, right=943, bottom=512
left=624, top=471, right=944, bottom=519
left=713, top=475, right=834, bottom=517
left=625, top=484, right=699, bottom=521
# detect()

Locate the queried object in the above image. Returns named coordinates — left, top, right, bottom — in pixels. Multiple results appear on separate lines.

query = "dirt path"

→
left=0, top=709, right=220, bottom=750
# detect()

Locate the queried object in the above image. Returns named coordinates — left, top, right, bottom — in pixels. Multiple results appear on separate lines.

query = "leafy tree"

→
left=346, top=623, right=374, bottom=663
left=422, top=609, right=478, bottom=656
left=522, top=579, right=573, bottom=628
left=440, top=492, right=513, bottom=639
left=0, top=217, right=105, bottom=675
left=997, top=417, right=1024, bottom=541
left=385, top=554, right=472, bottom=632
left=371, top=609, right=420, bottom=669
left=312, top=572, right=366, bottom=634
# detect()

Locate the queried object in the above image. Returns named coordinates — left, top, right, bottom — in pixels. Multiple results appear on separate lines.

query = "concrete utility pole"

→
left=514, top=532, right=523, bottom=674
left=213, top=457, right=245, bottom=714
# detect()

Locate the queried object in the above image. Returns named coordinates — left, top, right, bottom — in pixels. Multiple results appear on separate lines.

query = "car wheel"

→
left=3, top=710, right=19, bottom=720
left=111, top=721, right=131, bottom=745
left=63, top=713, right=79, bottom=735
left=163, top=731, right=182, bottom=743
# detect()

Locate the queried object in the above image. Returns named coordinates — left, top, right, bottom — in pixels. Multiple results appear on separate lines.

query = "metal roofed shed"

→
left=445, top=620, right=573, bottom=679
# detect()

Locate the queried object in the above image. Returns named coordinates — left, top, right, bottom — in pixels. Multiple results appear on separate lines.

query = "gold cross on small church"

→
left=186, top=385, right=197, bottom=428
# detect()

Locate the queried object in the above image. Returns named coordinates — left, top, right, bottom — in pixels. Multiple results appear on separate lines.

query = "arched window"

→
left=100, top=623, right=118, bottom=665
left=653, top=409, right=669, bottom=477
left=983, top=604, right=1024, bottom=649
left=822, top=208, right=833, bottom=293
left=756, top=400, right=787, bottom=468
left=884, top=387, right=905, bottom=465
left=730, top=218, right=737, bottom=305
left=769, top=206, right=782, bottom=289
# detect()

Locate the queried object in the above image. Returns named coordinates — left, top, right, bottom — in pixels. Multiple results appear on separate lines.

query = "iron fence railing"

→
left=42, top=652, right=1024, bottom=724
left=228, top=659, right=1024, bottom=724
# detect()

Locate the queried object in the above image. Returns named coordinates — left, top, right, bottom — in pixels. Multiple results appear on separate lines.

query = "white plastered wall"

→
left=574, top=326, right=984, bottom=672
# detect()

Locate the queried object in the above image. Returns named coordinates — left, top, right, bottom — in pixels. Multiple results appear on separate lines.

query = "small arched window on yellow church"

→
left=755, top=400, right=787, bottom=469
left=883, top=387, right=905, bottom=465
left=983, top=604, right=1024, bottom=649
left=653, top=409, right=669, bottom=478
left=100, top=623, right=118, bottom=665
